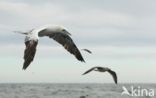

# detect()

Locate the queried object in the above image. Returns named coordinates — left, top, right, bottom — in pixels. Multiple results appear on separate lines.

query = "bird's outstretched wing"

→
left=51, top=33, right=85, bottom=62
left=39, top=29, right=85, bottom=62
left=107, top=69, right=118, bottom=84
left=82, top=67, right=97, bottom=75
left=82, top=49, right=92, bottom=54
left=23, top=40, right=38, bottom=70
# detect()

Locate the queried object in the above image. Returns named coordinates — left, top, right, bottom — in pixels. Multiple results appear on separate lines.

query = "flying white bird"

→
left=15, top=25, right=85, bottom=70
left=82, top=66, right=117, bottom=84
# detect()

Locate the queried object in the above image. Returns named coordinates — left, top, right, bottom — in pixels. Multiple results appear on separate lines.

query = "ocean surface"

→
left=0, top=83, right=155, bottom=98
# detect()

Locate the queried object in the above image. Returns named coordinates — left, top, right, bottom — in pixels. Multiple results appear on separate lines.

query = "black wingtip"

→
left=79, top=55, right=85, bottom=62
left=75, top=51, right=86, bottom=63
left=22, top=63, right=29, bottom=70
left=82, top=60, right=86, bottom=63
left=82, top=73, right=85, bottom=75
left=22, top=67, right=27, bottom=70
left=113, top=78, right=117, bottom=84
left=22, top=68, right=26, bottom=70
left=77, top=57, right=85, bottom=63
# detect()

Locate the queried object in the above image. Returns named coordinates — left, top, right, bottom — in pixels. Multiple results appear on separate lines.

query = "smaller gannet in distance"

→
left=82, top=66, right=117, bottom=84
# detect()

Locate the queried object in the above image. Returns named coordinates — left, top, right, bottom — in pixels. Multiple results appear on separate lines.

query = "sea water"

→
left=0, top=83, right=155, bottom=98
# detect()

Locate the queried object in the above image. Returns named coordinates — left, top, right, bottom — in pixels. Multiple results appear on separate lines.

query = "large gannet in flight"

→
left=15, top=25, right=85, bottom=70
left=82, top=66, right=117, bottom=84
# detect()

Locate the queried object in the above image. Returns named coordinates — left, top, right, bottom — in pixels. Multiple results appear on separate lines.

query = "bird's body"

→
left=15, top=25, right=85, bottom=70
left=82, top=66, right=117, bottom=84
left=24, top=25, right=66, bottom=41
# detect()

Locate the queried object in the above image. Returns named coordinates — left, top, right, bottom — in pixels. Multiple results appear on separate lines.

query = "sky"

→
left=0, top=0, right=156, bottom=83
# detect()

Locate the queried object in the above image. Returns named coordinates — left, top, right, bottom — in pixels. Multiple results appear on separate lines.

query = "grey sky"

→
left=0, top=0, right=156, bottom=83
